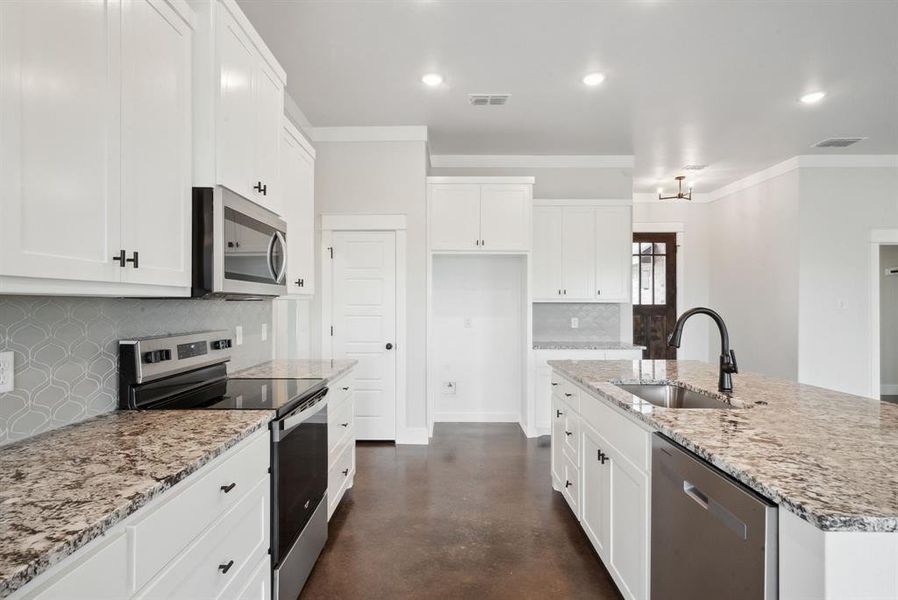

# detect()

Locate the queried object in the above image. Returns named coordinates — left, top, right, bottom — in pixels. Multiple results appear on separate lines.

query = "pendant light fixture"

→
left=658, top=176, right=692, bottom=201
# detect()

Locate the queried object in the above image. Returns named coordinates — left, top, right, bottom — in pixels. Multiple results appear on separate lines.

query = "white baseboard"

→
left=433, top=411, right=520, bottom=423
left=519, top=423, right=551, bottom=438
left=396, top=427, right=429, bottom=445
left=881, top=384, right=898, bottom=395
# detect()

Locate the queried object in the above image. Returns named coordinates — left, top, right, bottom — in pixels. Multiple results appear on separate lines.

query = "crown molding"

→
left=709, top=154, right=898, bottom=202
left=429, top=154, right=634, bottom=169
left=309, top=126, right=429, bottom=143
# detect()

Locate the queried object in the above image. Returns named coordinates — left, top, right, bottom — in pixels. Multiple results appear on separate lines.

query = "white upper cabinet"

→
left=0, top=0, right=194, bottom=296
left=192, top=0, right=286, bottom=215
left=281, top=118, right=316, bottom=296
left=427, top=178, right=533, bottom=252
left=532, top=201, right=632, bottom=302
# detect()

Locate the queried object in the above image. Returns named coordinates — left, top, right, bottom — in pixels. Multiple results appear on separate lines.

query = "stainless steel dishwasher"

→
left=651, top=434, right=778, bottom=599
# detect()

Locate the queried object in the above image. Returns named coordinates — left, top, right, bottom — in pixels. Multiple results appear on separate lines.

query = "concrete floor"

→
left=300, top=423, right=622, bottom=599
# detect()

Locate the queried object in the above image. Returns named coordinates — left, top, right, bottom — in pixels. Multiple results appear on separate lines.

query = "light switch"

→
left=261, top=324, right=268, bottom=342
left=0, top=352, right=14, bottom=393
left=571, top=317, right=579, bottom=329
left=235, top=326, right=244, bottom=345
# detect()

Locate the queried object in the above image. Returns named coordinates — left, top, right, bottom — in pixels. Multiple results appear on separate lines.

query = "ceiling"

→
left=238, top=0, right=898, bottom=192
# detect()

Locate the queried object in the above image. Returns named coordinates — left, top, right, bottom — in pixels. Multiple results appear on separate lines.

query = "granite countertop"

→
left=0, top=410, right=273, bottom=598
left=232, top=358, right=357, bottom=381
left=548, top=359, right=898, bottom=533
left=533, top=341, right=645, bottom=351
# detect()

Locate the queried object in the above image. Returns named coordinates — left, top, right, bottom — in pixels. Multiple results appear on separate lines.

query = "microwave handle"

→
left=274, top=231, right=287, bottom=284
left=266, top=232, right=279, bottom=282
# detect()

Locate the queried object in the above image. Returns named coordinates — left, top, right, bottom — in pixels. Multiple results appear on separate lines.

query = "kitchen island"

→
left=549, top=359, right=898, bottom=599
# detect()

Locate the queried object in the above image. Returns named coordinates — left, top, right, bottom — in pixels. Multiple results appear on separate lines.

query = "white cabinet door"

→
left=24, top=533, right=130, bottom=600
left=532, top=206, right=563, bottom=299
left=550, top=396, right=565, bottom=486
left=0, top=0, right=120, bottom=284
left=119, top=0, right=191, bottom=288
left=580, top=423, right=611, bottom=562
left=281, top=124, right=315, bottom=296
left=608, top=451, right=650, bottom=600
left=429, top=184, right=480, bottom=250
left=479, top=184, right=531, bottom=251
left=562, top=207, right=595, bottom=299
left=216, top=7, right=257, bottom=201
left=251, top=61, right=283, bottom=214
left=594, top=206, right=631, bottom=302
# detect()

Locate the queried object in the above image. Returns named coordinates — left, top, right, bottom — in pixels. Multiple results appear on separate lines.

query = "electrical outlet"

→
left=0, top=352, right=14, bottom=393
left=571, top=317, right=579, bottom=329
left=235, top=326, right=244, bottom=346
left=442, top=381, right=457, bottom=395
left=261, top=324, right=268, bottom=342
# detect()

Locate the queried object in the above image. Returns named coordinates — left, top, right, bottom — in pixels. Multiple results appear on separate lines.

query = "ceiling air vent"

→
left=468, top=94, right=510, bottom=106
left=813, top=137, right=867, bottom=148
left=682, top=164, right=708, bottom=171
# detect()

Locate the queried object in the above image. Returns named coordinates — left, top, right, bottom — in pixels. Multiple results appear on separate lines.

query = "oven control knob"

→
left=143, top=349, right=172, bottom=364
left=211, top=339, right=233, bottom=350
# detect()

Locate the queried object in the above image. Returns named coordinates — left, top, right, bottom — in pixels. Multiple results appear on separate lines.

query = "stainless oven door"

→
left=271, top=388, right=329, bottom=565
left=215, top=187, right=287, bottom=296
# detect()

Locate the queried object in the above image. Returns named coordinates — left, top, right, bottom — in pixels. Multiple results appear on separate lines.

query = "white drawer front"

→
left=22, top=533, right=130, bottom=600
left=327, top=434, right=355, bottom=518
left=330, top=374, right=353, bottom=407
left=562, top=410, right=580, bottom=466
left=130, top=432, right=269, bottom=591
left=235, top=555, right=271, bottom=600
left=328, top=393, right=354, bottom=458
left=561, top=378, right=580, bottom=412
left=135, top=476, right=270, bottom=600
left=561, top=452, right=580, bottom=518
left=581, top=391, right=650, bottom=473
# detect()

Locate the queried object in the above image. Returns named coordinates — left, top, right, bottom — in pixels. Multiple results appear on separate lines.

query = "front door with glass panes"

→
left=632, top=233, right=678, bottom=359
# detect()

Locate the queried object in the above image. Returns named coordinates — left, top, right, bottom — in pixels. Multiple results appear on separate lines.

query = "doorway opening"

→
left=879, top=244, right=898, bottom=404
left=632, top=232, right=678, bottom=359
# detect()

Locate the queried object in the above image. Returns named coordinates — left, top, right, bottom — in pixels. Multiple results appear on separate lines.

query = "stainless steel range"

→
left=119, top=331, right=328, bottom=600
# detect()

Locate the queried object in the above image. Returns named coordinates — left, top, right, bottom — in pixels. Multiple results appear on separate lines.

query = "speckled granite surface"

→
left=533, top=341, right=645, bottom=351
left=233, top=359, right=357, bottom=381
left=0, top=410, right=272, bottom=598
left=548, top=359, right=898, bottom=533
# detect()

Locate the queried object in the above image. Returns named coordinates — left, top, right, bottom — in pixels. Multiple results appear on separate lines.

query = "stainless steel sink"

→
left=614, top=383, right=735, bottom=409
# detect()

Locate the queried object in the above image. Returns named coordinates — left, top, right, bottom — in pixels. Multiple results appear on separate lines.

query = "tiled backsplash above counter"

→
left=532, top=302, right=622, bottom=343
left=0, top=296, right=273, bottom=446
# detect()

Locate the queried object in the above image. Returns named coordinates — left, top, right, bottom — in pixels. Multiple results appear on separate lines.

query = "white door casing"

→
left=330, top=230, right=398, bottom=441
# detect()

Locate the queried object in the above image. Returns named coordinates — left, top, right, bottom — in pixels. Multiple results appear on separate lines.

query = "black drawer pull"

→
left=556, top=409, right=563, bottom=418
left=550, top=382, right=559, bottom=386
left=342, top=468, right=349, bottom=476
left=565, top=431, right=572, bottom=437
left=220, top=483, right=236, bottom=493
left=341, top=422, right=349, bottom=427
left=565, top=480, right=573, bottom=488
left=564, top=392, right=573, bottom=397
left=342, top=386, right=350, bottom=391
left=218, top=560, right=234, bottom=574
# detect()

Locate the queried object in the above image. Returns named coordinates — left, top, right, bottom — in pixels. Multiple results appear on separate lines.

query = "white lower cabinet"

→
left=327, top=369, right=356, bottom=520
left=10, top=430, right=271, bottom=600
left=551, top=370, right=651, bottom=600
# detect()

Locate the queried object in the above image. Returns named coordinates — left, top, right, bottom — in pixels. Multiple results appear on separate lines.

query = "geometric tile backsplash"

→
left=532, top=302, right=622, bottom=343
left=0, top=296, right=273, bottom=446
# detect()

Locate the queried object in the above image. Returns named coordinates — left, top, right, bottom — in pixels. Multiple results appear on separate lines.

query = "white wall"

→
left=428, top=166, right=632, bottom=199
left=881, top=245, right=898, bottom=394
left=632, top=201, right=712, bottom=361
left=432, top=255, right=525, bottom=422
left=313, top=140, right=428, bottom=430
left=709, top=171, right=801, bottom=381
left=797, top=167, right=898, bottom=397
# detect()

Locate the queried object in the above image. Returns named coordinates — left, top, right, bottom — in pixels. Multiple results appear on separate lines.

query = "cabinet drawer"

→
left=561, top=452, right=580, bottom=518
left=562, top=411, right=580, bottom=466
left=130, top=431, right=269, bottom=590
left=581, top=391, right=651, bottom=473
left=549, top=372, right=563, bottom=399
left=561, top=378, right=580, bottom=412
left=234, top=555, right=271, bottom=600
left=135, top=477, right=270, bottom=600
left=328, top=394, right=354, bottom=458
left=328, top=434, right=355, bottom=517
left=22, top=532, right=129, bottom=600
left=330, top=374, right=353, bottom=407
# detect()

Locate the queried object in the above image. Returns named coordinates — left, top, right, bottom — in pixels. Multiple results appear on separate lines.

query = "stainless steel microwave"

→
left=192, top=186, right=287, bottom=298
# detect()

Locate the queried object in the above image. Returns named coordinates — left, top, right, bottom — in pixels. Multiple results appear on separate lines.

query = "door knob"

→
left=385, top=343, right=393, bottom=350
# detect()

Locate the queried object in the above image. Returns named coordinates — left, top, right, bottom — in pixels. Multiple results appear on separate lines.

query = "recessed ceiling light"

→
left=422, top=73, right=443, bottom=87
left=800, top=91, right=826, bottom=104
left=582, top=72, right=606, bottom=87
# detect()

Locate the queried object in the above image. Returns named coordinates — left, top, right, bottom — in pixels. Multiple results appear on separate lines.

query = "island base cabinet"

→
left=550, top=370, right=651, bottom=600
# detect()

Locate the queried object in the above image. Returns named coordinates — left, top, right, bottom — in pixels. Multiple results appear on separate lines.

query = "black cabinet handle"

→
left=342, top=386, right=350, bottom=391
left=342, top=468, right=349, bottom=476
left=565, top=431, right=572, bottom=437
left=253, top=181, right=267, bottom=196
left=481, top=239, right=485, bottom=246
left=341, top=422, right=349, bottom=427
left=385, top=342, right=393, bottom=350
left=597, top=289, right=601, bottom=296
left=564, top=392, right=573, bottom=397
left=563, top=289, right=567, bottom=295
left=565, top=480, right=573, bottom=488
left=218, top=560, right=234, bottom=574
left=112, top=249, right=126, bottom=267
left=220, top=483, right=236, bottom=493
left=598, top=450, right=609, bottom=464
left=295, top=278, right=304, bottom=287
left=126, top=251, right=139, bottom=269
left=555, top=409, right=563, bottom=418
left=475, top=240, right=480, bottom=246
left=550, top=382, right=559, bottom=387
left=558, top=289, right=562, bottom=295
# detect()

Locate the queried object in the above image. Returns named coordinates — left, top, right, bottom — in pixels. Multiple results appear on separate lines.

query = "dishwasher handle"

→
left=683, top=479, right=748, bottom=540
left=683, top=480, right=709, bottom=510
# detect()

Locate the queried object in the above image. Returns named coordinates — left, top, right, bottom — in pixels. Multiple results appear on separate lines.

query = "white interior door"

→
left=331, top=231, right=397, bottom=440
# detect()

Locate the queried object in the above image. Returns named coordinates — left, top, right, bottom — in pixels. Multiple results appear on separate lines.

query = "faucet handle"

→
left=727, top=349, right=739, bottom=373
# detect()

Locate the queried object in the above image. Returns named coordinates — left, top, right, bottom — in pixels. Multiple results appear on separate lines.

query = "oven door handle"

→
left=266, top=232, right=279, bottom=283
left=272, top=388, right=328, bottom=442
